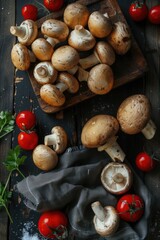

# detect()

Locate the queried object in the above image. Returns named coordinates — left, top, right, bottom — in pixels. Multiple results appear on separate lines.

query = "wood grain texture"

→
left=28, top=0, right=148, bottom=113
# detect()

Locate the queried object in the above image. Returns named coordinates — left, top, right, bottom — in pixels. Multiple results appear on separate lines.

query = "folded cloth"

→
left=16, top=146, right=152, bottom=240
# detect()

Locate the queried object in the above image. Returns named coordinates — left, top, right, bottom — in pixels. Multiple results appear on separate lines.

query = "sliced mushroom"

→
left=79, top=41, right=115, bottom=69
left=40, top=73, right=79, bottom=107
left=10, top=19, right=38, bottom=46
left=51, top=45, right=79, bottom=72
left=11, top=43, right=36, bottom=70
left=81, top=114, right=126, bottom=162
left=32, top=144, right=58, bottom=171
left=77, top=64, right=114, bottom=95
left=33, top=62, right=58, bottom=85
left=117, top=94, right=156, bottom=139
left=31, top=38, right=54, bottom=61
left=41, top=19, right=69, bottom=42
left=68, top=25, right=96, bottom=51
left=44, top=126, right=68, bottom=154
left=88, top=11, right=112, bottom=38
left=101, top=162, right=133, bottom=195
left=91, top=201, right=119, bottom=237
left=107, top=21, right=131, bottom=55
left=63, top=3, right=90, bottom=29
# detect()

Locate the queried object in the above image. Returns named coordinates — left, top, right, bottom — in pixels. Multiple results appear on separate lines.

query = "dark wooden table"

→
left=0, top=0, right=160, bottom=239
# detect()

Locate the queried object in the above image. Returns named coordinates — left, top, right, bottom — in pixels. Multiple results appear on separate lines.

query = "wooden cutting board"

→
left=28, top=0, right=148, bottom=113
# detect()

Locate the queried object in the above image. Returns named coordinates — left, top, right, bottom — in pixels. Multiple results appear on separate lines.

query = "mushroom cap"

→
left=40, top=84, right=65, bottom=107
left=94, top=41, right=116, bottom=66
left=101, top=162, right=133, bottom=195
left=51, top=126, right=68, bottom=154
left=31, top=38, right=54, bottom=61
left=41, top=19, right=69, bottom=42
left=58, top=72, right=79, bottom=94
left=81, top=114, right=119, bottom=148
left=51, top=45, right=79, bottom=71
left=18, top=20, right=38, bottom=46
left=107, top=21, right=131, bottom=55
left=68, top=25, right=96, bottom=51
left=88, top=64, right=114, bottom=95
left=32, top=144, right=58, bottom=171
left=33, top=61, right=58, bottom=85
left=88, top=11, right=112, bottom=38
left=93, top=205, right=119, bottom=237
left=117, top=94, right=151, bottom=134
left=11, top=43, right=31, bottom=70
left=63, top=3, right=90, bottom=29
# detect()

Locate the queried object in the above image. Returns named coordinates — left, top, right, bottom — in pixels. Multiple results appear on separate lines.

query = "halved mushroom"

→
left=101, top=162, right=133, bottom=195
left=63, top=3, right=90, bottom=29
left=33, top=62, right=58, bottom=85
left=77, top=64, right=114, bottom=95
left=107, top=21, right=131, bottom=55
left=117, top=94, right=156, bottom=139
left=10, top=19, right=38, bottom=46
left=79, top=41, right=115, bottom=69
left=32, top=144, right=58, bottom=171
left=88, top=11, right=112, bottom=38
left=11, top=43, right=36, bottom=70
left=31, top=38, right=54, bottom=61
left=91, top=201, right=119, bottom=237
left=81, top=114, right=126, bottom=162
left=51, top=45, right=79, bottom=72
left=40, top=72, right=79, bottom=107
left=44, top=126, right=68, bottom=154
left=68, top=25, right=96, bottom=51
left=41, top=19, right=69, bottom=42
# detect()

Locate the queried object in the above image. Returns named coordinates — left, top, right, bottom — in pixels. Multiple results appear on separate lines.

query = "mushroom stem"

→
left=77, top=67, right=89, bottom=82
left=36, top=66, right=48, bottom=77
left=46, top=36, right=60, bottom=48
left=141, top=119, right=156, bottom=139
left=91, top=201, right=106, bottom=222
left=44, top=134, right=57, bottom=147
left=68, top=65, right=78, bottom=75
left=79, top=54, right=98, bottom=69
left=56, top=82, right=68, bottom=93
left=10, top=26, right=26, bottom=38
left=75, top=25, right=87, bottom=34
left=98, top=136, right=126, bottom=162
left=112, top=173, right=124, bottom=183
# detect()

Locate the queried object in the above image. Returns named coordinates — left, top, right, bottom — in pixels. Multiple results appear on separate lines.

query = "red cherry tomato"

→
left=22, top=4, right=38, bottom=21
left=16, top=110, right=36, bottom=131
left=18, top=131, right=38, bottom=150
left=38, top=211, right=68, bottom=239
left=129, top=2, right=148, bottom=22
left=116, top=194, right=144, bottom=222
left=43, top=0, right=64, bottom=12
left=148, top=5, right=160, bottom=24
left=135, top=152, right=156, bottom=172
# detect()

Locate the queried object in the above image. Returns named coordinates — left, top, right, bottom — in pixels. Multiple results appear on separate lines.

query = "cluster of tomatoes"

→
left=129, top=1, right=160, bottom=24
left=21, top=0, right=64, bottom=21
left=16, top=110, right=38, bottom=150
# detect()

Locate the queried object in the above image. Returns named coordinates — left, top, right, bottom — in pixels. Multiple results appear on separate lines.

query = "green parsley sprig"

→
left=0, top=111, right=15, bottom=139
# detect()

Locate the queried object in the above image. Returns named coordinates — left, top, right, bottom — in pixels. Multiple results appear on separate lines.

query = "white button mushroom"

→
left=40, top=72, right=79, bottom=107
left=32, top=144, right=58, bottom=171
left=33, top=62, right=58, bottom=85
left=11, top=43, right=36, bottom=71
left=41, top=19, right=69, bottom=42
left=44, top=126, right=68, bottom=154
left=31, top=38, right=54, bottom=61
left=68, top=25, right=96, bottom=51
left=117, top=94, right=157, bottom=139
left=107, top=21, right=131, bottom=55
left=63, top=3, right=90, bottom=29
left=101, top=162, right=133, bottom=195
left=10, top=19, right=38, bottom=46
left=81, top=114, right=126, bottom=162
left=91, top=201, right=119, bottom=237
left=88, top=11, right=112, bottom=38
left=79, top=41, right=116, bottom=69
left=77, top=64, right=114, bottom=95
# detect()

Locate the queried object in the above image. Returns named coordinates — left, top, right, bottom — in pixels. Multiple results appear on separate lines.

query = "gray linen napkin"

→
left=16, top=146, right=151, bottom=240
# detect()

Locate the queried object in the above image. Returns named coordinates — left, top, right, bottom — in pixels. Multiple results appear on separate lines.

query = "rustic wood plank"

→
left=0, top=0, right=15, bottom=239
left=27, top=0, right=148, bottom=113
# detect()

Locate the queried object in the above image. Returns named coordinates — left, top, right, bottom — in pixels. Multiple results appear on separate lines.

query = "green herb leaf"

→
left=4, top=145, right=26, bottom=178
left=0, top=111, right=15, bottom=139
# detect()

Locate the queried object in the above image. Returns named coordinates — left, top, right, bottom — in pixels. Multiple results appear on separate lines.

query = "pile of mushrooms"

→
left=10, top=2, right=132, bottom=107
